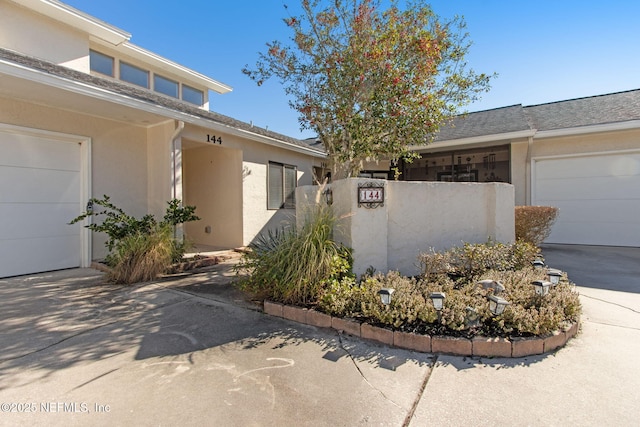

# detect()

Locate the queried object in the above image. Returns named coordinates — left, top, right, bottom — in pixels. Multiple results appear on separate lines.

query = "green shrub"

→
left=318, top=242, right=581, bottom=338
left=69, top=196, right=200, bottom=283
left=515, top=206, right=559, bottom=246
left=236, top=205, right=354, bottom=305
left=418, top=240, right=539, bottom=282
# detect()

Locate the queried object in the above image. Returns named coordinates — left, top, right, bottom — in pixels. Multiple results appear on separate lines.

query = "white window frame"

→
left=268, top=162, right=297, bottom=210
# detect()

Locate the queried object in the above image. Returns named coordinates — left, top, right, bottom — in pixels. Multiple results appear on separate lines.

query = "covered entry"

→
left=0, top=125, right=90, bottom=277
left=533, top=151, right=640, bottom=246
left=182, top=142, right=243, bottom=249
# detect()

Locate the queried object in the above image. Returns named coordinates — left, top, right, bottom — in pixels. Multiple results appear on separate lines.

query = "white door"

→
left=533, top=152, right=640, bottom=246
left=0, top=126, right=88, bottom=277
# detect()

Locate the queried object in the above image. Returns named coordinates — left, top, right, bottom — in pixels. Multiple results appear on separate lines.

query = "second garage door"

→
left=533, top=152, right=640, bottom=246
left=0, top=126, right=87, bottom=278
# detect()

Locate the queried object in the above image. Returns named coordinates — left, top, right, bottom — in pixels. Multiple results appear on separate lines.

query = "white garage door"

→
left=0, top=127, right=86, bottom=277
left=533, top=152, right=640, bottom=246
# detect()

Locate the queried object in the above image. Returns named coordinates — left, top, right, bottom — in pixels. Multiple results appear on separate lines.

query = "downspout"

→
left=170, top=120, right=185, bottom=200
left=170, top=120, right=185, bottom=239
left=525, top=135, right=534, bottom=205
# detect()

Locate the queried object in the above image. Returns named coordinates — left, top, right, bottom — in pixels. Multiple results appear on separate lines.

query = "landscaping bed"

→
left=235, top=206, right=581, bottom=356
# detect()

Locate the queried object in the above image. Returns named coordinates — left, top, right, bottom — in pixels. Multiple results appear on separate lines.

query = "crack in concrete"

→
left=402, top=355, right=438, bottom=427
left=336, top=331, right=403, bottom=410
left=586, top=320, right=640, bottom=331
left=581, top=294, right=640, bottom=314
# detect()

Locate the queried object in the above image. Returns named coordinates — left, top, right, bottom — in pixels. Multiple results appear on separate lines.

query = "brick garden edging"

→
left=264, top=300, right=580, bottom=358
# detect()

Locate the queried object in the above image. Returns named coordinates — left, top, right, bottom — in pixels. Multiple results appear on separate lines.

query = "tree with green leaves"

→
left=243, top=0, right=494, bottom=178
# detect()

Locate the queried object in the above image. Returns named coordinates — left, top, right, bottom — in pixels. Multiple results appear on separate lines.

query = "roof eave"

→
left=1, top=58, right=323, bottom=158
left=119, top=43, right=232, bottom=94
left=412, top=129, right=536, bottom=151
left=534, top=120, right=640, bottom=139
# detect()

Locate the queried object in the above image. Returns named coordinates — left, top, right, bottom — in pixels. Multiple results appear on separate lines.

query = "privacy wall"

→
left=297, top=178, right=515, bottom=277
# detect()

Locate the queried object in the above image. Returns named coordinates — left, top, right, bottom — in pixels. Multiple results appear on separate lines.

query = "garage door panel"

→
left=0, top=166, right=80, bottom=203
left=536, top=175, right=640, bottom=201
left=0, top=127, right=84, bottom=277
left=0, top=133, right=80, bottom=171
left=536, top=154, right=640, bottom=179
left=535, top=153, right=640, bottom=247
left=0, top=235, right=79, bottom=278
left=542, top=199, right=640, bottom=224
left=0, top=203, right=82, bottom=240
left=546, top=221, right=640, bottom=246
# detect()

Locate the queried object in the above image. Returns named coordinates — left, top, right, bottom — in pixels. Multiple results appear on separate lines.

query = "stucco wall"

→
left=0, top=1, right=89, bottom=71
left=178, top=124, right=321, bottom=247
left=241, top=140, right=318, bottom=246
left=146, top=122, right=175, bottom=219
left=183, top=144, right=243, bottom=248
left=297, top=179, right=515, bottom=277
left=531, top=128, right=640, bottom=158
left=387, top=181, right=514, bottom=275
left=510, top=140, right=529, bottom=205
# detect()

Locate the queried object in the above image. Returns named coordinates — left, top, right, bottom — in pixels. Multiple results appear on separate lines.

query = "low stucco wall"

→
left=297, top=178, right=515, bottom=277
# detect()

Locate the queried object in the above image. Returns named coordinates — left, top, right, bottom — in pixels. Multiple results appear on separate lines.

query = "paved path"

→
left=0, top=246, right=638, bottom=426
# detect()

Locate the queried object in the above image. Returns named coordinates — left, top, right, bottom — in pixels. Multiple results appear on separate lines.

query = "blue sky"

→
left=64, top=0, right=640, bottom=139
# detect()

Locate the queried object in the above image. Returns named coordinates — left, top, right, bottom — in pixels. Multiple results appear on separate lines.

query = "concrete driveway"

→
left=0, top=245, right=639, bottom=426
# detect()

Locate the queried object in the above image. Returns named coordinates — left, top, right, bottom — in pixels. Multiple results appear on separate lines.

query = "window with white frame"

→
left=268, top=162, right=297, bottom=209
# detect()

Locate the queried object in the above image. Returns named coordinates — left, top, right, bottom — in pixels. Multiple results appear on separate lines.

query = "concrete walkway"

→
left=0, top=246, right=639, bottom=426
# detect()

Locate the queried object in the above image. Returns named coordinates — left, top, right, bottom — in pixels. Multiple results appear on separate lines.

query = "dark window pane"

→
left=268, top=163, right=283, bottom=209
left=89, top=50, right=114, bottom=76
left=154, top=74, right=178, bottom=98
left=284, top=166, right=296, bottom=208
left=120, top=62, right=149, bottom=88
left=183, top=84, right=204, bottom=105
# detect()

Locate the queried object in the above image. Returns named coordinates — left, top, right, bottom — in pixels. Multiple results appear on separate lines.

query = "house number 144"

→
left=207, top=134, right=222, bottom=144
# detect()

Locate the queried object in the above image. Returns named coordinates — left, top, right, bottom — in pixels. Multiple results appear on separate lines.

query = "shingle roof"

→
left=0, top=48, right=325, bottom=155
left=524, top=89, right=640, bottom=131
left=433, top=89, right=640, bottom=142
left=434, top=104, right=531, bottom=141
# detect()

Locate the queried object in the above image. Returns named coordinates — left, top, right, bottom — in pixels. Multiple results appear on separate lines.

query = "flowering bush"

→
left=317, top=241, right=580, bottom=338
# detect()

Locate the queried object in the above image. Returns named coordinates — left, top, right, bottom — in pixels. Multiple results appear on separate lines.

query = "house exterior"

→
left=0, top=0, right=326, bottom=278
left=403, top=89, right=640, bottom=247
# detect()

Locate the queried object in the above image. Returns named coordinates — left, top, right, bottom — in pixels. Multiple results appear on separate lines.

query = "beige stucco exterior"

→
left=0, top=96, right=155, bottom=259
left=1, top=1, right=89, bottom=71
left=0, top=0, right=325, bottom=275
left=0, top=92, right=324, bottom=260
left=297, top=179, right=515, bottom=277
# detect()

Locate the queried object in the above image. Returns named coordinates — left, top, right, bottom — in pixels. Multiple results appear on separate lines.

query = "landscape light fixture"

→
left=323, top=188, right=333, bottom=205
left=378, top=288, right=395, bottom=305
left=429, top=292, right=446, bottom=311
left=477, top=279, right=505, bottom=294
left=532, top=259, right=545, bottom=270
left=547, top=269, right=562, bottom=285
left=487, top=295, right=510, bottom=315
left=531, top=280, right=552, bottom=296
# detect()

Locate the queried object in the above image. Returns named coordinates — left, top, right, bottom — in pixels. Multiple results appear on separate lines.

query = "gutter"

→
left=0, top=57, right=325, bottom=158
left=170, top=120, right=185, bottom=201
left=411, top=130, right=536, bottom=151
left=533, top=120, right=640, bottom=139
